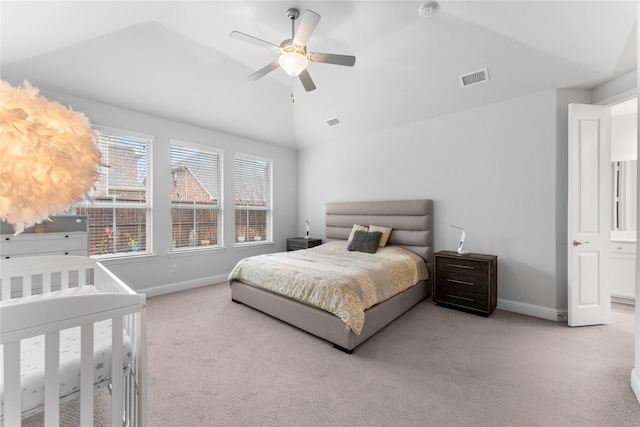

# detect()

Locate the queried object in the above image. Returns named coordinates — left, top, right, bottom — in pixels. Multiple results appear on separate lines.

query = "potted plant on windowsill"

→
left=128, top=237, right=139, bottom=252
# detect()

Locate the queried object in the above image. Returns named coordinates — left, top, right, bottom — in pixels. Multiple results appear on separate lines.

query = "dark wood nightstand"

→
left=433, top=250, right=498, bottom=316
left=287, top=237, right=322, bottom=251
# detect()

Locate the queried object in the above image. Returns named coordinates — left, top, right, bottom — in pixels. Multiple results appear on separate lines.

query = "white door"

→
left=568, top=103, right=611, bottom=327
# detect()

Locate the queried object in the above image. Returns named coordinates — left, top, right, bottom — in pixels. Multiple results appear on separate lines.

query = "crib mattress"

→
left=0, top=286, right=133, bottom=419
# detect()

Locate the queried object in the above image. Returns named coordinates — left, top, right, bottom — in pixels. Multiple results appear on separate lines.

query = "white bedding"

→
left=0, top=286, right=133, bottom=419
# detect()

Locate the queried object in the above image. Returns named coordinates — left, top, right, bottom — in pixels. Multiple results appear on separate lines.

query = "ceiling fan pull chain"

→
left=291, top=79, right=295, bottom=103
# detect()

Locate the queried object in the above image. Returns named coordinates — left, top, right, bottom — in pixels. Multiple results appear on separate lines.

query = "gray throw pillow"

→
left=347, top=230, right=382, bottom=253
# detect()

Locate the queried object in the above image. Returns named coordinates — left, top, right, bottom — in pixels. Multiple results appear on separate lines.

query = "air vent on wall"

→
left=459, top=67, right=490, bottom=88
left=325, top=117, right=342, bottom=127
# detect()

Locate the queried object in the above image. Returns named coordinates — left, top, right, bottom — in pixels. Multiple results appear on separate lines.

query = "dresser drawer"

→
left=434, top=286, right=489, bottom=312
left=610, top=242, right=636, bottom=254
left=3, top=249, right=88, bottom=259
left=1, top=232, right=87, bottom=257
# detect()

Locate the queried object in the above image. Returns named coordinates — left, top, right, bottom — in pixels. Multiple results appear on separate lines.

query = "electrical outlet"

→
left=170, top=264, right=177, bottom=274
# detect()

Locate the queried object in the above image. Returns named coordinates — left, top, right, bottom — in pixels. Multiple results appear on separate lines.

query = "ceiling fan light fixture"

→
left=279, top=51, right=308, bottom=77
left=230, top=8, right=355, bottom=91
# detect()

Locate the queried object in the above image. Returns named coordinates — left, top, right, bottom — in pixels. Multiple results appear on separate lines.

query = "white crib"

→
left=0, top=256, right=147, bottom=427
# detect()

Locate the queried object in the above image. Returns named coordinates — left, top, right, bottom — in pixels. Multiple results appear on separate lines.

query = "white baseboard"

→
left=497, top=298, right=567, bottom=322
left=612, top=295, right=636, bottom=306
left=631, top=369, right=640, bottom=405
left=140, top=285, right=570, bottom=321
left=138, top=274, right=228, bottom=298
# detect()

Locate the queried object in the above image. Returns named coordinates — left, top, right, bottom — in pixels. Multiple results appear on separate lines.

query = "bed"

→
left=229, top=199, right=433, bottom=353
left=0, top=255, right=147, bottom=427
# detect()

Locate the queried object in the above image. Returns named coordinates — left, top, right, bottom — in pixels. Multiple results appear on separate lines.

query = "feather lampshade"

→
left=0, top=80, right=101, bottom=234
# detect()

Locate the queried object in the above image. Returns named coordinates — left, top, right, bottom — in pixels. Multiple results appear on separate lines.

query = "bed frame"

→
left=230, top=199, right=433, bottom=353
left=1, top=255, right=147, bottom=426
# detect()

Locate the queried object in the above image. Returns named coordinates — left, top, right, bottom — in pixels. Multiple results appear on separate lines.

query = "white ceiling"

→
left=1, top=1, right=637, bottom=150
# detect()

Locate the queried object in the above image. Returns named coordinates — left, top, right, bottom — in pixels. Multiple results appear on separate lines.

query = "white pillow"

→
left=369, top=225, right=392, bottom=247
left=347, top=224, right=369, bottom=242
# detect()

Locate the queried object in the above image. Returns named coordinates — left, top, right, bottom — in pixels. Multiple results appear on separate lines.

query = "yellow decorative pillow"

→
left=369, top=225, right=392, bottom=247
left=348, top=224, right=369, bottom=242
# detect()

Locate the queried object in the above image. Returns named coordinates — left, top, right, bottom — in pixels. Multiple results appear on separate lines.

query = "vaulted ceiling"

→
left=1, top=1, right=637, bottom=149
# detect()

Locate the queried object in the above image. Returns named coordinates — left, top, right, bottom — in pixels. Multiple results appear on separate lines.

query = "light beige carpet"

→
left=24, top=284, right=640, bottom=426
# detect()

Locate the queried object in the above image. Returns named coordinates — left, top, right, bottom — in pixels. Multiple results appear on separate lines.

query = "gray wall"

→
left=297, top=88, right=591, bottom=318
left=7, top=78, right=632, bottom=318
left=25, top=86, right=298, bottom=296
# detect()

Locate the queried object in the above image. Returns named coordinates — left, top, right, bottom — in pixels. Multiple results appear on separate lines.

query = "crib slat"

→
left=23, top=274, right=32, bottom=297
left=80, top=323, right=94, bottom=427
left=79, top=267, right=87, bottom=287
left=112, top=316, right=124, bottom=427
left=61, top=269, right=70, bottom=289
left=1, top=276, right=9, bottom=301
left=43, top=271, right=52, bottom=293
left=45, top=331, right=61, bottom=426
left=3, top=341, right=21, bottom=426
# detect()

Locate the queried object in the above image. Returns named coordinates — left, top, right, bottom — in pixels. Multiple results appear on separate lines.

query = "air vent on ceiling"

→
left=326, top=117, right=342, bottom=127
left=459, top=67, right=490, bottom=88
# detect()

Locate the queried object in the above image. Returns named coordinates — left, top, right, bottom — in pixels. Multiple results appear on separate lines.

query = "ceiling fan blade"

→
left=293, top=10, right=321, bottom=46
left=298, top=69, right=316, bottom=92
left=309, top=52, right=356, bottom=67
left=230, top=31, right=280, bottom=52
left=248, top=60, right=280, bottom=80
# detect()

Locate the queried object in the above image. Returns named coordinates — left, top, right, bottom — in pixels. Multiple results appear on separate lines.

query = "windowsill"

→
left=92, top=252, right=157, bottom=265
left=234, top=241, right=275, bottom=250
left=169, top=246, right=226, bottom=257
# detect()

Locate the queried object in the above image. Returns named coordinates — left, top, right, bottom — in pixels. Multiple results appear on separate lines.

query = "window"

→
left=170, top=140, right=223, bottom=249
left=75, top=126, right=152, bottom=256
left=235, top=153, right=272, bottom=243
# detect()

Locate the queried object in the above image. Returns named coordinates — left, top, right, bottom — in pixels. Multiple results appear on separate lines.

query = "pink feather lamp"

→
left=0, top=80, right=101, bottom=234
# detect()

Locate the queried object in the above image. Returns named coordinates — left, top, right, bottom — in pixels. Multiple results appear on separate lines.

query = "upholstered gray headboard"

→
left=325, top=199, right=433, bottom=278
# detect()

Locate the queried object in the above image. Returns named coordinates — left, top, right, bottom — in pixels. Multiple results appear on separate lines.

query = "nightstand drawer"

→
left=288, top=242, right=308, bottom=250
left=435, top=286, right=489, bottom=312
left=435, top=272, right=488, bottom=292
left=436, top=257, right=489, bottom=277
left=287, top=237, right=322, bottom=251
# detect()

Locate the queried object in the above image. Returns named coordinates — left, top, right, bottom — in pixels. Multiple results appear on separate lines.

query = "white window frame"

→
left=234, top=152, right=273, bottom=246
left=170, top=139, right=224, bottom=252
left=75, top=125, right=153, bottom=259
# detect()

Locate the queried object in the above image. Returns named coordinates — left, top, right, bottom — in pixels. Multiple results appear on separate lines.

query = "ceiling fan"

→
left=230, top=8, right=356, bottom=92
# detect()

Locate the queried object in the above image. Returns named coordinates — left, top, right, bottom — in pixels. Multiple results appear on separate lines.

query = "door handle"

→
left=572, top=240, right=589, bottom=247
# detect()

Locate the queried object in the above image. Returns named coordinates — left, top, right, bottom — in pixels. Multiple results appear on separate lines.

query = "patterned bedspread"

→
left=228, top=241, right=428, bottom=334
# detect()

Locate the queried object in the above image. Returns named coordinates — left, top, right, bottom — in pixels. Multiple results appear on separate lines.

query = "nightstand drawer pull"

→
left=447, top=263, right=475, bottom=270
left=446, top=294, right=475, bottom=302
left=446, top=279, right=475, bottom=286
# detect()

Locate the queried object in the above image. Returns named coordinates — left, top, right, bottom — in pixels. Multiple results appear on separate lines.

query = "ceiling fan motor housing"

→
left=286, top=8, right=300, bottom=21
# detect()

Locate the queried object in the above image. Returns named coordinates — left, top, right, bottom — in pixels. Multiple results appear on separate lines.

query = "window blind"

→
left=76, top=127, right=152, bottom=255
left=234, top=154, right=272, bottom=243
left=170, top=141, right=223, bottom=249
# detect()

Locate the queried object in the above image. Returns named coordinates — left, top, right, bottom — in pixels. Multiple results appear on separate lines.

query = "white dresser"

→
left=611, top=231, right=636, bottom=304
left=0, top=216, right=89, bottom=259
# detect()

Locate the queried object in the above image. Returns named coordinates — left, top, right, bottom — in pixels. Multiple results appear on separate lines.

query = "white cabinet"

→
left=0, top=216, right=88, bottom=259
left=611, top=240, right=636, bottom=303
